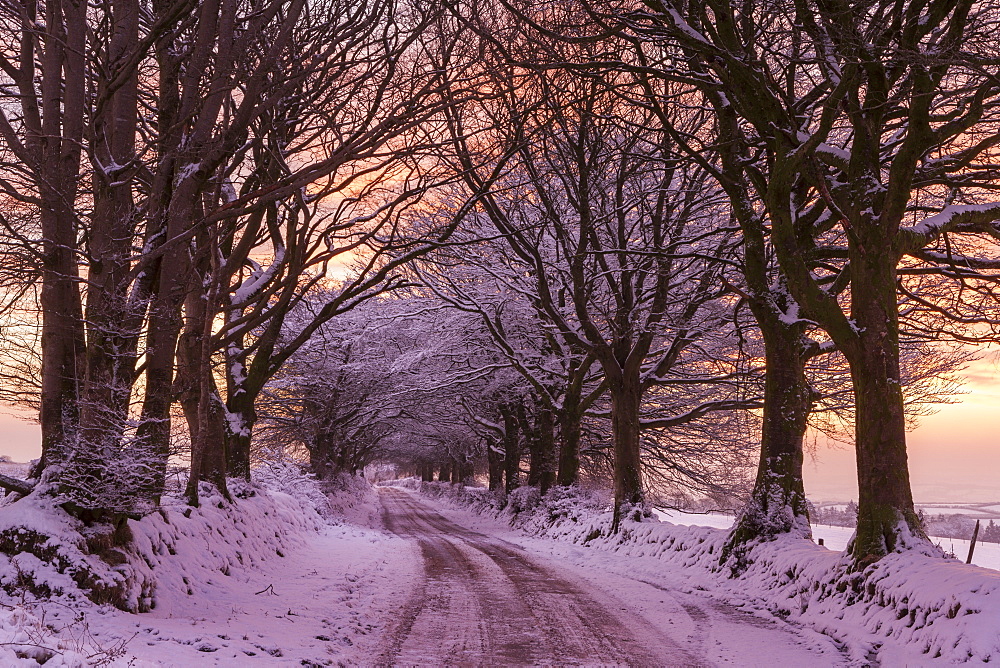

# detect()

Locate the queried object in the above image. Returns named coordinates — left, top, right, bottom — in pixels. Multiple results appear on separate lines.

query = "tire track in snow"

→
left=377, top=488, right=700, bottom=666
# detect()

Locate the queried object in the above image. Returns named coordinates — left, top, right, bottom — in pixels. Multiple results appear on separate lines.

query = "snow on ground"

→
left=2, top=467, right=998, bottom=666
left=103, top=517, right=417, bottom=666
left=918, top=506, right=997, bottom=516
left=0, top=461, right=30, bottom=479
left=407, top=481, right=1000, bottom=665
left=0, top=468, right=419, bottom=666
left=388, top=486, right=850, bottom=666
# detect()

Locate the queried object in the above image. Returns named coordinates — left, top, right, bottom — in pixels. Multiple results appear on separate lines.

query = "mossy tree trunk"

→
left=844, top=244, right=925, bottom=562
left=608, top=368, right=644, bottom=532
left=724, top=305, right=811, bottom=561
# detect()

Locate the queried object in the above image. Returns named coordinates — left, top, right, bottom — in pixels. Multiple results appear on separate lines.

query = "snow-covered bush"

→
left=387, top=476, right=421, bottom=491
left=252, top=459, right=331, bottom=517
left=505, top=486, right=542, bottom=516
left=317, top=472, right=381, bottom=525
left=0, top=599, right=133, bottom=666
left=251, top=456, right=384, bottom=525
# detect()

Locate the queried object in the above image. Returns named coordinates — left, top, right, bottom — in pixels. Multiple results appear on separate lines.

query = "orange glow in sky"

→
left=805, top=354, right=1000, bottom=503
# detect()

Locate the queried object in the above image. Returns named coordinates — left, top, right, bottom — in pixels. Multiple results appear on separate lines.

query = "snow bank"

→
left=0, top=494, right=155, bottom=611
left=0, top=463, right=336, bottom=664
left=319, top=473, right=382, bottom=527
left=126, top=478, right=324, bottom=614
left=0, top=492, right=147, bottom=665
left=407, top=481, right=1000, bottom=664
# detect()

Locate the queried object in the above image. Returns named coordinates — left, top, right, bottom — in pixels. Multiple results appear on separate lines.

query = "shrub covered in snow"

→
left=252, top=460, right=332, bottom=517
left=0, top=600, right=133, bottom=666
left=253, top=461, right=381, bottom=526
left=316, top=472, right=381, bottom=525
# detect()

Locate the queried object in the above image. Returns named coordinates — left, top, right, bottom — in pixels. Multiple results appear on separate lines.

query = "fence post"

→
left=967, top=520, right=981, bottom=565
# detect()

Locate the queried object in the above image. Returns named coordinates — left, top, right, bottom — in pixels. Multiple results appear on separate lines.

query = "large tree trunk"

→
left=75, top=0, right=142, bottom=510
left=38, top=206, right=85, bottom=473
left=609, top=372, right=644, bottom=532
left=556, top=355, right=592, bottom=487
left=724, top=311, right=811, bottom=562
left=125, top=0, right=187, bottom=503
left=225, top=386, right=256, bottom=480
left=486, top=440, right=504, bottom=491
left=183, top=371, right=229, bottom=506
left=502, top=405, right=521, bottom=494
left=309, top=434, right=338, bottom=480
left=180, top=241, right=230, bottom=506
left=223, top=319, right=267, bottom=480
left=526, top=405, right=556, bottom=494
left=337, top=443, right=356, bottom=473
left=136, top=164, right=208, bottom=497
left=845, top=254, right=924, bottom=563
left=556, top=409, right=582, bottom=488
left=35, top=0, right=88, bottom=477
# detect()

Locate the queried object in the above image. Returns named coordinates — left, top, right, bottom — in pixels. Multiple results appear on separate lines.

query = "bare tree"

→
left=0, top=0, right=479, bottom=511
left=623, top=0, right=1000, bottom=563
left=421, top=18, right=753, bottom=527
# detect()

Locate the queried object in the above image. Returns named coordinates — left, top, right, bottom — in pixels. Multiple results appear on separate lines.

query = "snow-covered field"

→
left=655, top=508, right=1000, bottom=571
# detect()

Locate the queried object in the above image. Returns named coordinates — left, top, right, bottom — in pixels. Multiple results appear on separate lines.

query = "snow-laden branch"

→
left=899, top=202, right=1000, bottom=252
left=231, top=244, right=286, bottom=306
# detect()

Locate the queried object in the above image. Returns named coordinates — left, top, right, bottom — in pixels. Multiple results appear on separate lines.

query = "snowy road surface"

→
left=376, top=488, right=846, bottom=667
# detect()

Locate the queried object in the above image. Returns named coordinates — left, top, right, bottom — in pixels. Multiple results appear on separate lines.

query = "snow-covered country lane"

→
left=377, top=487, right=680, bottom=665
left=376, top=487, right=848, bottom=667
left=64, top=484, right=847, bottom=667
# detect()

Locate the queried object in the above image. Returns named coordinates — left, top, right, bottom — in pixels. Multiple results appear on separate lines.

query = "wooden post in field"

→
left=967, top=520, right=981, bottom=565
